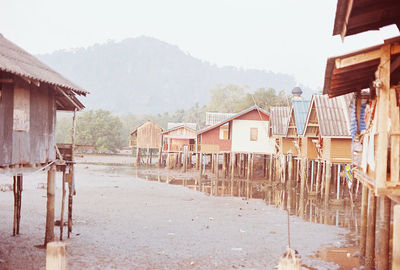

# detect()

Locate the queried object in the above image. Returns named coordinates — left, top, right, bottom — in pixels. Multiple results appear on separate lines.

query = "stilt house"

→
left=129, top=120, right=163, bottom=150
left=0, top=34, right=87, bottom=243
left=270, top=106, right=291, bottom=154
left=324, top=1, right=400, bottom=268
left=197, top=105, right=275, bottom=154
left=302, top=94, right=352, bottom=163
left=162, top=123, right=198, bottom=152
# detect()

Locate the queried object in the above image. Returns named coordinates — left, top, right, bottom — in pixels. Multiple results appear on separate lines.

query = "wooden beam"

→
left=0, top=78, right=13, bottom=83
left=340, top=0, right=354, bottom=41
left=55, top=86, right=81, bottom=110
left=335, top=48, right=382, bottom=69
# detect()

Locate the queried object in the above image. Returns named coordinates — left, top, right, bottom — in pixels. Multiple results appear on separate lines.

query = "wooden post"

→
left=360, top=184, right=369, bottom=265
left=230, top=152, right=235, bottom=196
left=136, top=148, right=141, bottom=166
left=246, top=153, right=251, bottom=199
left=377, top=196, right=391, bottom=270
left=149, top=148, right=153, bottom=167
left=310, top=161, right=314, bottom=192
left=215, top=154, right=219, bottom=195
left=46, top=242, right=67, bottom=270
left=315, top=161, right=321, bottom=197
left=158, top=146, right=162, bottom=168
left=59, top=169, right=66, bottom=241
left=393, top=204, right=400, bottom=270
left=320, top=162, right=326, bottom=199
left=287, top=153, right=293, bottom=213
left=183, top=146, right=188, bottom=173
left=299, top=158, right=307, bottom=218
left=250, top=153, right=254, bottom=198
left=12, top=176, right=17, bottom=236
left=376, top=44, right=390, bottom=192
left=269, top=155, right=273, bottom=183
left=336, top=164, right=341, bottom=200
left=365, top=191, right=376, bottom=270
left=324, top=162, right=332, bottom=209
left=45, top=165, right=56, bottom=245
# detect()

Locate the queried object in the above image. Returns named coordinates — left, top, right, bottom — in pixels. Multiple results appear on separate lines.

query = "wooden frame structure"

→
left=0, top=34, right=87, bottom=245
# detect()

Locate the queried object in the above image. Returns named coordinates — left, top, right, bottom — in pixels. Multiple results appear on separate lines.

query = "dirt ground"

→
left=0, top=163, right=352, bottom=270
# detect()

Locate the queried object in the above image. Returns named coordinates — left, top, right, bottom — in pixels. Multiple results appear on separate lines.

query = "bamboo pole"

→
left=360, top=185, right=369, bottom=265
left=45, top=165, right=56, bottom=245
left=46, top=242, right=67, bottom=270
left=393, top=204, right=400, bottom=270
left=377, top=196, right=391, bottom=270
left=365, top=191, right=376, bottom=270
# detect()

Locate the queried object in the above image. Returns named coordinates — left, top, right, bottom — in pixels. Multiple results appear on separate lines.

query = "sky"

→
left=1, top=0, right=399, bottom=90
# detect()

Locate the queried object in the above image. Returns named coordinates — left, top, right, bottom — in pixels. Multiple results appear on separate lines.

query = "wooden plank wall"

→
left=0, top=77, right=56, bottom=167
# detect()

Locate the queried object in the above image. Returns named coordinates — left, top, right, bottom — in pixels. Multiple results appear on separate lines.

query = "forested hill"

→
left=38, top=36, right=298, bottom=114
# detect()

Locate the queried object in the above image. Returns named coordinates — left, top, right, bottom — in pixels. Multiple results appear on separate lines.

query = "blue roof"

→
left=292, top=100, right=310, bottom=135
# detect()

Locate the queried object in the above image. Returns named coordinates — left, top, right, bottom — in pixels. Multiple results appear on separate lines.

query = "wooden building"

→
left=0, top=34, right=87, bottom=244
left=324, top=0, right=400, bottom=268
left=129, top=120, right=163, bottom=165
left=162, top=124, right=198, bottom=152
left=270, top=106, right=292, bottom=155
left=197, top=105, right=274, bottom=154
left=302, top=94, right=352, bottom=163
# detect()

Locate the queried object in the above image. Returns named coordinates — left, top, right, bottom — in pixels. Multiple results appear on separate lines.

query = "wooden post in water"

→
left=183, top=146, right=188, bottom=173
left=136, top=148, right=141, bottom=166
left=324, top=161, right=332, bottom=209
left=287, top=153, right=293, bottom=214
left=269, top=155, right=273, bottom=183
left=393, top=204, right=400, bottom=270
left=315, top=161, right=321, bottom=197
left=158, top=145, right=162, bottom=168
left=310, top=161, right=314, bottom=192
left=45, top=165, right=56, bottom=245
left=360, top=184, right=369, bottom=265
left=299, top=158, right=307, bottom=218
left=377, top=196, right=391, bottom=270
left=230, top=152, right=235, bottom=196
left=46, top=241, right=67, bottom=270
left=365, top=191, right=376, bottom=270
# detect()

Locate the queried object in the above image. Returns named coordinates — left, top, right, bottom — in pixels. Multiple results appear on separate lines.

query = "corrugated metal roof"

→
left=167, top=122, right=197, bottom=130
left=313, top=94, right=351, bottom=137
left=0, top=34, right=88, bottom=96
left=205, top=112, right=235, bottom=126
left=198, top=105, right=269, bottom=134
left=292, top=100, right=310, bottom=135
left=270, top=107, right=290, bottom=136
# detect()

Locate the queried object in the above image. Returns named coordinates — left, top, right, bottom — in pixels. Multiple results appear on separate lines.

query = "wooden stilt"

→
left=393, top=204, right=400, bottom=270
left=13, top=175, right=17, bottom=236
left=246, top=153, right=251, bottom=199
left=360, top=184, right=368, bottom=265
left=324, top=162, right=332, bottom=208
left=269, top=155, right=273, bottom=183
left=287, top=153, right=293, bottom=214
left=158, top=146, right=162, bottom=168
left=250, top=153, right=254, bottom=198
left=230, top=152, right=235, bottom=196
left=45, top=165, right=56, bottom=245
left=136, top=147, right=141, bottom=166
left=365, top=191, right=376, bottom=270
left=60, top=169, right=66, bottom=241
left=46, top=241, right=67, bottom=270
left=67, top=169, right=73, bottom=239
left=315, top=161, right=321, bottom=197
left=299, top=158, right=306, bottom=218
left=377, top=196, right=391, bottom=270
left=310, top=161, right=314, bottom=192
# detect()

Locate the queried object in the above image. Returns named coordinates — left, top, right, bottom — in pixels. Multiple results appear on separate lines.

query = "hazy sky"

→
left=1, top=0, right=399, bottom=90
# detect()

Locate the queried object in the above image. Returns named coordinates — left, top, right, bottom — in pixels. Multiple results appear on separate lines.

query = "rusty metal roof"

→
left=0, top=34, right=88, bottom=96
left=333, top=0, right=400, bottom=39
left=270, top=107, right=290, bottom=136
left=312, top=94, right=351, bottom=137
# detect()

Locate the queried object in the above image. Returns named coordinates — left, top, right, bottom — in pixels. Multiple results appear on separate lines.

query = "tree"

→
left=207, top=84, right=246, bottom=113
left=237, top=88, right=289, bottom=111
left=76, top=110, right=124, bottom=153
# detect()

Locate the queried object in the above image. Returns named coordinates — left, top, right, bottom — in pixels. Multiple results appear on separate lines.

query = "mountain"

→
left=38, top=36, right=299, bottom=114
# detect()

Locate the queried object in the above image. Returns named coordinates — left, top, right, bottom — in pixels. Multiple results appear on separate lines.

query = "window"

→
left=250, top=128, right=258, bottom=141
left=219, top=123, right=229, bottom=140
